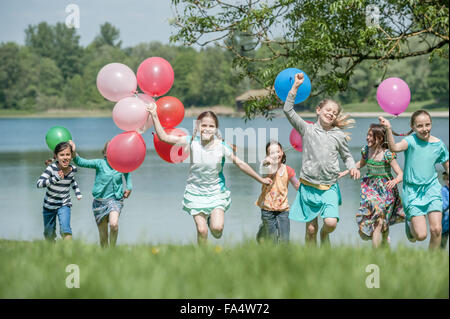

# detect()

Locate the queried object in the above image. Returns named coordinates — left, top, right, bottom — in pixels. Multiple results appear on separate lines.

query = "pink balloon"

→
left=113, top=97, right=148, bottom=131
left=377, top=77, right=411, bottom=115
left=135, top=93, right=155, bottom=133
left=107, top=131, right=146, bottom=173
left=137, top=57, right=174, bottom=97
left=96, top=63, right=137, bottom=102
left=289, top=128, right=303, bottom=152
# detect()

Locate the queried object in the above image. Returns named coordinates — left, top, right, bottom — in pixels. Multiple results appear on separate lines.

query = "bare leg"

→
left=193, top=213, right=208, bottom=245
left=209, top=208, right=225, bottom=239
left=305, top=218, right=318, bottom=246
left=97, top=217, right=109, bottom=248
left=428, top=211, right=442, bottom=250
left=372, top=221, right=383, bottom=248
left=108, top=211, right=120, bottom=247
left=410, top=215, right=428, bottom=241
left=320, top=218, right=337, bottom=247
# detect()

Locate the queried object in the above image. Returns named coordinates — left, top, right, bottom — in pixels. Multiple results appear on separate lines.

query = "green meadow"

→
left=0, top=239, right=447, bottom=299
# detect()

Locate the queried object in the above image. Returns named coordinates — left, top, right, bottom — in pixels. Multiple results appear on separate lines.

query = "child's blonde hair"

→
left=317, top=99, right=355, bottom=139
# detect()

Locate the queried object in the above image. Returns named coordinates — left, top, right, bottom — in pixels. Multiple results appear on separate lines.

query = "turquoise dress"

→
left=402, top=134, right=449, bottom=220
left=73, top=155, right=132, bottom=224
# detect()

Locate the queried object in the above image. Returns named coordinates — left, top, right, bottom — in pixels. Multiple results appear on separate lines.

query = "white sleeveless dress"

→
left=182, top=136, right=233, bottom=216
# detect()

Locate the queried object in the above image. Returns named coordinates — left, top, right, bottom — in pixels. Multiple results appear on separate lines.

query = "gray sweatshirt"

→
left=283, top=92, right=356, bottom=185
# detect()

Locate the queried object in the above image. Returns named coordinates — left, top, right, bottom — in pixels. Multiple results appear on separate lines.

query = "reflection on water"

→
left=0, top=117, right=448, bottom=248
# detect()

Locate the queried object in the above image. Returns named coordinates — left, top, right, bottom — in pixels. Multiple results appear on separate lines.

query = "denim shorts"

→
left=42, top=205, right=72, bottom=240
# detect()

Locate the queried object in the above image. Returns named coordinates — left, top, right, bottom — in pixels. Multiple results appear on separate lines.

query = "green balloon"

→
left=45, top=126, right=72, bottom=151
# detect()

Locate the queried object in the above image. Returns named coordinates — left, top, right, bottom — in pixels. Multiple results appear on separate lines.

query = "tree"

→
left=170, top=0, right=449, bottom=119
left=93, top=22, right=123, bottom=48
left=25, top=22, right=83, bottom=80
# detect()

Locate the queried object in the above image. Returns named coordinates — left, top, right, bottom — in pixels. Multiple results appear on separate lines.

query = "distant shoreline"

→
left=0, top=107, right=448, bottom=118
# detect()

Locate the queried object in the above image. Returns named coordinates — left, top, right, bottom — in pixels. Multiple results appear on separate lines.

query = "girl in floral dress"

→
left=351, top=124, right=405, bottom=248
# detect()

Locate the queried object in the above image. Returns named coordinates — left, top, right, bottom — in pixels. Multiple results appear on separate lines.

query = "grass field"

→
left=0, top=239, right=447, bottom=299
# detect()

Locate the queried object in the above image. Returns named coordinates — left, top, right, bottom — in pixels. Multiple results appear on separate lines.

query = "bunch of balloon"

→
left=96, top=62, right=147, bottom=173
left=136, top=57, right=189, bottom=164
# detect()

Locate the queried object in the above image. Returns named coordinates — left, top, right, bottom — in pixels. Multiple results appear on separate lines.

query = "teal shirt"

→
left=403, top=133, right=449, bottom=185
left=73, top=155, right=132, bottom=200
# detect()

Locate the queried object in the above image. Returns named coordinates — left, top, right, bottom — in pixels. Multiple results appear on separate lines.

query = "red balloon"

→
left=153, top=128, right=189, bottom=163
left=156, top=96, right=185, bottom=128
left=107, top=131, right=146, bottom=173
left=289, top=128, right=303, bottom=152
left=137, top=57, right=174, bottom=97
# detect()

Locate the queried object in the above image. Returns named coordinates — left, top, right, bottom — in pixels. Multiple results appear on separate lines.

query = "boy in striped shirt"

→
left=37, top=141, right=82, bottom=241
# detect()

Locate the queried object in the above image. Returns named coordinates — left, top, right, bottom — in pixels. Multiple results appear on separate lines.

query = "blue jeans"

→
left=256, top=209, right=290, bottom=244
left=43, top=206, right=72, bottom=240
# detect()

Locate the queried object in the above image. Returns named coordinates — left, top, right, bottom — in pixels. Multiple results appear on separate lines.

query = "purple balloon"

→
left=112, top=97, right=148, bottom=131
left=96, top=63, right=137, bottom=102
left=376, top=78, right=411, bottom=115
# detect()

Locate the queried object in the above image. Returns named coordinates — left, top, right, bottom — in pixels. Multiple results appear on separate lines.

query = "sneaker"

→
left=405, top=220, right=416, bottom=243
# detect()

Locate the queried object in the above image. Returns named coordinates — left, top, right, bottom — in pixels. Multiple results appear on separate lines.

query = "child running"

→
left=343, top=124, right=405, bottom=248
left=147, top=104, right=272, bottom=245
left=256, top=141, right=299, bottom=244
left=37, top=141, right=82, bottom=241
left=379, top=110, right=449, bottom=249
left=284, top=73, right=360, bottom=247
left=69, top=140, right=132, bottom=248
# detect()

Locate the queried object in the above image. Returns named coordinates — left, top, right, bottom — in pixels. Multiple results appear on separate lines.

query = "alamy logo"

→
left=365, top=264, right=380, bottom=288
left=65, top=4, right=80, bottom=29
left=65, top=264, right=80, bottom=288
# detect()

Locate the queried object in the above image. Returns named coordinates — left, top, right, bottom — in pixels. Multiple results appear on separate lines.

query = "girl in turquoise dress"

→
left=69, top=140, right=132, bottom=247
left=379, top=110, right=449, bottom=249
left=147, top=104, right=272, bottom=245
left=345, top=124, right=405, bottom=248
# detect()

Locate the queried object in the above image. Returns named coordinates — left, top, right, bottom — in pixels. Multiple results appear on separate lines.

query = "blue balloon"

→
left=274, top=68, right=311, bottom=104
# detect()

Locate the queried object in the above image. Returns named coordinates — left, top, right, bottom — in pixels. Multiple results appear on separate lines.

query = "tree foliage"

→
left=170, top=0, right=449, bottom=119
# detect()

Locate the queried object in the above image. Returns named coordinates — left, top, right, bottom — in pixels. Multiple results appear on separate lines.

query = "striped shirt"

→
left=37, top=162, right=82, bottom=210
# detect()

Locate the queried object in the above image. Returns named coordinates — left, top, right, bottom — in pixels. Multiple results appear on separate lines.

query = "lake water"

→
left=0, top=115, right=448, bottom=249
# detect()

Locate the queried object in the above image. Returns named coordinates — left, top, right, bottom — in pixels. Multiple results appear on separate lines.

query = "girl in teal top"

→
left=69, top=140, right=132, bottom=247
left=379, top=110, right=449, bottom=249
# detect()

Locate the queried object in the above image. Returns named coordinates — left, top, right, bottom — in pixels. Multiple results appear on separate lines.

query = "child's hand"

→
left=378, top=116, right=391, bottom=129
left=57, top=170, right=64, bottom=179
left=261, top=177, right=273, bottom=186
left=262, top=156, right=273, bottom=167
left=123, top=190, right=131, bottom=199
left=349, top=168, right=360, bottom=180
left=385, top=178, right=398, bottom=190
left=292, top=73, right=304, bottom=89
left=68, top=140, right=76, bottom=154
left=145, top=102, right=157, bottom=114
left=77, top=195, right=82, bottom=200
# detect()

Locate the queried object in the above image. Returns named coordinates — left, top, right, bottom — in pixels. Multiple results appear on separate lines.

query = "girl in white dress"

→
left=147, top=105, right=272, bottom=244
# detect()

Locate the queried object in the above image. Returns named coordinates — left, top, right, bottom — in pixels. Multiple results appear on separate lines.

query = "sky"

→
left=0, top=0, right=177, bottom=47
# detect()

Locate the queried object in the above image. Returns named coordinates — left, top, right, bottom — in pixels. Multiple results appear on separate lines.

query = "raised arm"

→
left=146, top=103, right=187, bottom=146
left=69, top=140, right=100, bottom=169
left=378, top=117, right=408, bottom=152
left=283, top=73, right=309, bottom=136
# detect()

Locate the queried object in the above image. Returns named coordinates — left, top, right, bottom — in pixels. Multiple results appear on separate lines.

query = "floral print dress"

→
left=356, top=146, right=405, bottom=239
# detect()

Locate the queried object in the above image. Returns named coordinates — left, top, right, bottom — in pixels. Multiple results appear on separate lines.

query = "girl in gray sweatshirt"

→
left=284, top=73, right=360, bottom=246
